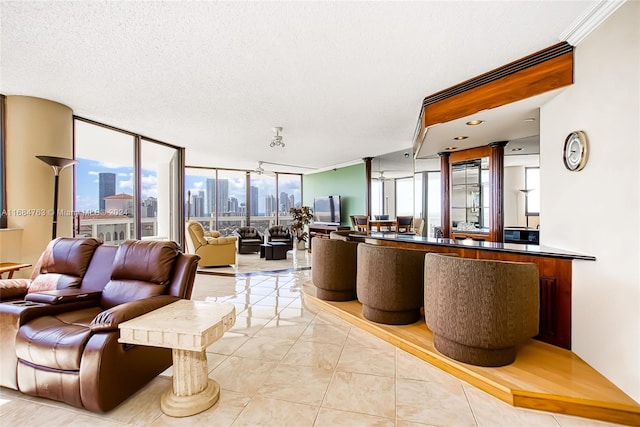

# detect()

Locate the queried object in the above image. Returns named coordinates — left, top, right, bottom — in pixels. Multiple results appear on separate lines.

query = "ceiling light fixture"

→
left=466, top=120, right=484, bottom=126
left=270, top=127, right=285, bottom=148
left=445, top=146, right=458, bottom=151
left=453, top=136, right=468, bottom=140
left=511, top=147, right=523, bottom=152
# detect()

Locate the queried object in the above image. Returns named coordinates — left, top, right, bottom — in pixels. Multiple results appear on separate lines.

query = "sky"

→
left=75, top=157, right=301, bottom=214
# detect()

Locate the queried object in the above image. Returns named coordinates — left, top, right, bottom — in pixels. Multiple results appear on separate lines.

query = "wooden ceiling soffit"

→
left=414, top=42, right=574, bottom=146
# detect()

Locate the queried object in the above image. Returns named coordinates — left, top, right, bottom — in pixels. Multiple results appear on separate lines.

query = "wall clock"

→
left=563, top=131, right=588, bottom=171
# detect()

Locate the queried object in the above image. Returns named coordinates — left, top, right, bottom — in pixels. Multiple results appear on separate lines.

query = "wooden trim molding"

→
left=489, top=141, right=508, bottom=242
left=415, top=42, right=574, bottom=139
left=363, top=157, right=373, bottom=217
left=438, top=152, right=450, bottom=238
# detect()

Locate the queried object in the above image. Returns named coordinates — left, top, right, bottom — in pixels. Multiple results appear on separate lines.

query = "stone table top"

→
left=119, top=299, right=236, bottom=352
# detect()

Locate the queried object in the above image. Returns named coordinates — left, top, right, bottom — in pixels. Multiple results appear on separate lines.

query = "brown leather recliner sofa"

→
left=0, top=237, right=199, bottom=413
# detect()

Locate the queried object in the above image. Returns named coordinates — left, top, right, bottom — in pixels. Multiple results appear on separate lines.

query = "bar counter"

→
left=362, top=232, right=596, bottom=350
left=365, top=233, right=596, bottom=261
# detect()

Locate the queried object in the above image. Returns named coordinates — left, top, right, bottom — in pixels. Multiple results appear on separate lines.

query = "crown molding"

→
left=560, top=0, right=625, bottom=46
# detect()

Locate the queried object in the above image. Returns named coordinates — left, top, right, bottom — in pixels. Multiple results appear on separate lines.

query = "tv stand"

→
left=308, top=224, right=350, bottom=251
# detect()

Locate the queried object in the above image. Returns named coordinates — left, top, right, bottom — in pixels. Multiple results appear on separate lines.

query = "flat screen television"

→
left=313, top=195, right=341, bottom=225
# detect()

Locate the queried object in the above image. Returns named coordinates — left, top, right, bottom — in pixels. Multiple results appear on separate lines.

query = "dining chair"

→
left=353, top=215, right=370, bottom=232
left=395, top=215, right=413, bottom=233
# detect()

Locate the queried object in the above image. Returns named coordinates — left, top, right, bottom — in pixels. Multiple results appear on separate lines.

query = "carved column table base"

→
left=119, top=300, right=236, bottom=417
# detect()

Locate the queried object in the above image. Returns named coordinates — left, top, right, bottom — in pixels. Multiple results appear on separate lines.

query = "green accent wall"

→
left=302, top=163, right=366, bottom=226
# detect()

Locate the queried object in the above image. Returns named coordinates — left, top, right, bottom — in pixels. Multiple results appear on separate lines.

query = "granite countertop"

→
left=366, top=233, right=596, bottom=261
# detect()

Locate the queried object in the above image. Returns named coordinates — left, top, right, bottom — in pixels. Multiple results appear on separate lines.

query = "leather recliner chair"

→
left=0, top=237, right=102, bottom=302
left=6, top=239, right=199, bottom=413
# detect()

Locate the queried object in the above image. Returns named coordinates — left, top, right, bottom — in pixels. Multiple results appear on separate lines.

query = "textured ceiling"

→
left=0, top=1, right=596, bottom=173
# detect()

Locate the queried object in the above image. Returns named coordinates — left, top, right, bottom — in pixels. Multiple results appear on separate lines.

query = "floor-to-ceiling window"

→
left=141, top=138, right=183, bottom=241
left=277, top=173, right=302, bottom=228
left=395, top=177, right=414, bottom=216
left=186, top=167, right=301, bottom=236
left=249, top=172, right=276, bottom=235
left=74, top=118, right=184, bottom=245
left=217, top=169, right=247, bottom=236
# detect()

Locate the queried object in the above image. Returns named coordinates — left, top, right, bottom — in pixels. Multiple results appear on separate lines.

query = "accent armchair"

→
left=185, top=221, right=237, bottom=266
left=265, top=225, right=293, bottom=250
left=232, top=226, right=264, bottom=254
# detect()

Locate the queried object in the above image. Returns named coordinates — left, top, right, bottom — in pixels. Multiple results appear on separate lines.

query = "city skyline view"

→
left=75, top=158, right=302, bottom=217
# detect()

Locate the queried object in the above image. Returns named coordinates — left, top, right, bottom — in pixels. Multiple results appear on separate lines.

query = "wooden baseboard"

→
left=303, top=286, right=640, bottom=426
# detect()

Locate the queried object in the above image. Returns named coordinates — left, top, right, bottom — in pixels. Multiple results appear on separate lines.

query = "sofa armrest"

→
left=0, top=279, right=31, bottom=301
left=90, top=295, right=180, bottom=331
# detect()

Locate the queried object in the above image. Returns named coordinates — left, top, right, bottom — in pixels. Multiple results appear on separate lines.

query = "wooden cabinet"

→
left=308, top=224, right=350, bottom=251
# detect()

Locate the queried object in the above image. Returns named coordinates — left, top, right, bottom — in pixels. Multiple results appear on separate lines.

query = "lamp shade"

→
left=36, top=155, right=77, bottom=175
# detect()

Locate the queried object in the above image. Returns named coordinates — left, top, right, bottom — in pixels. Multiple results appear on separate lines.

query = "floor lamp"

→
left=36, top=155, right=77, bottom=240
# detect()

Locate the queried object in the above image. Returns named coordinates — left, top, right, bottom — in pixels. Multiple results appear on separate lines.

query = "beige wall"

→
left=540, top=2, right=639, bottom=401
left=5, top=96, right=74, bottom=277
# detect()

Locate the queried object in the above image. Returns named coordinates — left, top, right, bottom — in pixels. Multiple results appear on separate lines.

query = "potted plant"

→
left=289, top=206, right=313, bottom=249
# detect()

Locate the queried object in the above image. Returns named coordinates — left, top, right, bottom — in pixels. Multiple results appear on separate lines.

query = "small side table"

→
left=0, top=262, right=31, bottom=279
left=119, top=300, right=236, bottom=417
left=266, top=242, right=288, bottom=260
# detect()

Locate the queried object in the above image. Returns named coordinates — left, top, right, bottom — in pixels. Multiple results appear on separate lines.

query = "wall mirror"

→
left=371, top=149, right=415, bottom=220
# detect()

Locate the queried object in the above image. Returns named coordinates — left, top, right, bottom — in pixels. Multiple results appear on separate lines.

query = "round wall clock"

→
left=563, top=131, right=588, bottom=171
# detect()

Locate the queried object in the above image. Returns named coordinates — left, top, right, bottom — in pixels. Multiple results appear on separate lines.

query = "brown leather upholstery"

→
left=233, top=226, right=263, bottom=254
left=312, top=238, right=358, bottom=301
left=424, top=253, right=539, bottom=366
left=0, top=237, right=102, bottom=302
left=356, top=244, right=425, bottom=324
left=2, top=239, right=199, bottom=412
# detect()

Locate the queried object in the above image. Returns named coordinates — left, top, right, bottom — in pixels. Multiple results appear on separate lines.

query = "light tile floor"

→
left=0, top=250, right=625, bottom=426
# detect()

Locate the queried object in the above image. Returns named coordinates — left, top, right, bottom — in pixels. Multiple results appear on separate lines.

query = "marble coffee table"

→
left=119, top=299, right=236, bottom=417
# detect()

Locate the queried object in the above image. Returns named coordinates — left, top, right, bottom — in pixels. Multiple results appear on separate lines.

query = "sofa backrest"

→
left=236, top=227, right=259, bottom=238
left=100, top=240, right=180, bottom=308
left=80, top=244, right=119, bottom=293
left=186, top=221, right=206, bottom=248
left=28, top=237, right=102, bottom=293
left=268, top=225, right=291, bottom=238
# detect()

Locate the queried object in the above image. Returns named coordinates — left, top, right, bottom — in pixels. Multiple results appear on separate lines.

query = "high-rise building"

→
left=265, top=194, right=277, bottom=216
left=206, top=178, right=230, bottom=216
left=218, top=179, right=229, bottom=215
left=98, top=173, right=116, bottom=212
left=279, top=191, right=291, bottom=214
left=229, top=196, right=239, bottom=215
left=194, top=191, right=205, bottom=217
left=250, top=186, right=259, bottom=216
